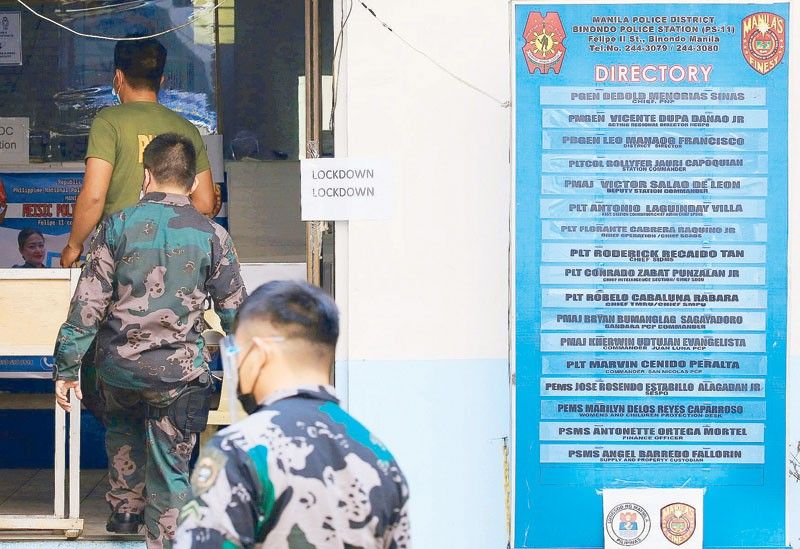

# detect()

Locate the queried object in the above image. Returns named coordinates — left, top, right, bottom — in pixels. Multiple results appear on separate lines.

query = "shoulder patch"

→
left=191, top=446, right=228, bottom=495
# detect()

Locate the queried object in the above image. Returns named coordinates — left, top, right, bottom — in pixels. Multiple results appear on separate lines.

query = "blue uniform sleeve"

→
left=175, top=433, right=265, bottom=549
left=207, top=223, right=246, bottom=333
left=385, top=499, right=411, bottom=549
left=53, top=218, right=116, bottom=381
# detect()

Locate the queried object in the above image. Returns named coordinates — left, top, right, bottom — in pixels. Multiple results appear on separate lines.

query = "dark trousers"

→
left=79, top=340, right=105, bottom=420
left=101, top=383, right=196, bottom=549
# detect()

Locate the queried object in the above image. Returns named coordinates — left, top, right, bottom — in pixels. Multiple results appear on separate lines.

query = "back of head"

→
left=114, top=37, right=167, bottom=92
left=143, top=133, right=197, bottom=190
left=236, top=281, right=339, bottom=359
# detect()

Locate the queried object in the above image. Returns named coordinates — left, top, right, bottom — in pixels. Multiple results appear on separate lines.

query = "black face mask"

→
left=236, top=362, right=266, bottom=415
left=233, top=338, right=274, bottom=416
left=237, top=381, right=260, bottom=415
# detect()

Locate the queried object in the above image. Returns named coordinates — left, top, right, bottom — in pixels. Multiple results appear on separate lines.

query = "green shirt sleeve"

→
left=53, top=218, right=117, bottom=381
left=85, top=113, right=118, bottom=165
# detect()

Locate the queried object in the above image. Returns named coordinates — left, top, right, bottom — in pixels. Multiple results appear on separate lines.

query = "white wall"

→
left=334, top=1, right=512, bottom=547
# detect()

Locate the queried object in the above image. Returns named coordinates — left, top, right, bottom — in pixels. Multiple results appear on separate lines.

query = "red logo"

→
left=742, top=12, right=785, bottom=74
left=522, top=12, right=566, bottom=75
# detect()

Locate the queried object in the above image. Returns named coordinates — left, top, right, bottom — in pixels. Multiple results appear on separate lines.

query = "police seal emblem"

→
left=741, top=12, right=785, bottom=75
left=606, top=503, right=651, bottom=546
left=190, top=447, right=228, bottom=495
left=660, top=502, right=696, bottom=545
left=521, top=12, right=566, bottom=74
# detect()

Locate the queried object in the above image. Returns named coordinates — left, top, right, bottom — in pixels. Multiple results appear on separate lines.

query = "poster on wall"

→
left=512, top=3, right=788, bottom=548
left=0, top=171, right=82, bottom=378
left=0, top=171, right=83, bottom=268
left=0, top=170, right=229, bottom=267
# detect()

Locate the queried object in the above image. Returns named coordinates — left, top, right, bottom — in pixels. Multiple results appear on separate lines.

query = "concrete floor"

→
left=0, top=469, right=143, bottom=545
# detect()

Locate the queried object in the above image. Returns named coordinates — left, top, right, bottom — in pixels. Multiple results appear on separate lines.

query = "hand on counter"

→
left=60, top=243, right=83, bottom=268
left=55, top=379, right=83, bottom=412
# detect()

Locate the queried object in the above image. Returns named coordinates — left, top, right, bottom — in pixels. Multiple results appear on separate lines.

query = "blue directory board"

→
left=512, top=3, right=789, bottom=547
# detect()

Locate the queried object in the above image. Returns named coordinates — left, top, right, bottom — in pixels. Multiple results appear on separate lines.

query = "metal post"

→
left=68, top=389, right=81, bottom=519
left=305, top=0, right=323, bottom=286
left=213, top=0, right=224, bottom=133
left=54, top=399, right=66, bottom=519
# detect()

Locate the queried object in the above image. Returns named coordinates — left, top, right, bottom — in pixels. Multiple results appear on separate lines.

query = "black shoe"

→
left=106, top=512, right=143, bottom=534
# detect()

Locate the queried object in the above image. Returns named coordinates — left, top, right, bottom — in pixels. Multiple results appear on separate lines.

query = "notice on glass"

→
left=0, top=13, right=21, bottom=66
left=513, top=3, right=788, bottom=548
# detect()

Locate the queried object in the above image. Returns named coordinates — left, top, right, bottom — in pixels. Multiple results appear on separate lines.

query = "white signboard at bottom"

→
left=300, top=157, right=393, bottom=221
left=201, top=134, right=224, bottom=183
left=603, top=488, right=703, bottom=549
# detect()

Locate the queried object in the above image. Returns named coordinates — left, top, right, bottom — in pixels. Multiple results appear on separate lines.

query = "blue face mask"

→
left=111, top=76, right=120, bottom=104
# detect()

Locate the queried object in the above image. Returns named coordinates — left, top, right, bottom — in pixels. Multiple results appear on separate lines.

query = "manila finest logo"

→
left=522, top=12, right=566, bottom=74
left=660, top=503, right=696, bottom=545
left=741, top=12, right=785, bottom=74
left=606, top=503, right=651, bottom=546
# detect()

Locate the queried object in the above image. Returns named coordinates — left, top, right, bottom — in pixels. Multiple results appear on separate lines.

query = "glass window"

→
left=0, top=0, right=218, bottom=163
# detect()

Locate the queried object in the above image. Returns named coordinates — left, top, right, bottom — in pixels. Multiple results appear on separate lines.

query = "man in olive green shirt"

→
left=60, top=38, right=216, bottom=267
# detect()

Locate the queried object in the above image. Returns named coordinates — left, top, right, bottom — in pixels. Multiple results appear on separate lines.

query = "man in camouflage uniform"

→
left=175, top=281, right=411, bottom=548
left=54, top=133, right=246, bottom=549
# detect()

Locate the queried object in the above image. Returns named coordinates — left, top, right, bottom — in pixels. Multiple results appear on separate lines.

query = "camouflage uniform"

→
left=54, top=192, right=246, bottom=549
left=175, top=385, right=411, bottom=549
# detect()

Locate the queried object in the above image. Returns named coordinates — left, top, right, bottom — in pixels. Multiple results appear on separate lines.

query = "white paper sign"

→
left=0, top=13, right=22, bottom=66
left=603, top=488, right=703, bottom=549
left=301, top=157, right=393, bottom=221
left=0, top=117, right=29, bottom=165
left=201, top=134, right=224, bottom=183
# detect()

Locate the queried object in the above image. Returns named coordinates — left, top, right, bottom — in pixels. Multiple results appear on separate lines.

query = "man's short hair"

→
left=236, top=281, right=339, bottom=350
left=143, top=134, right=197, bottom=189
left=114, top=38, right=167, bottom=92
